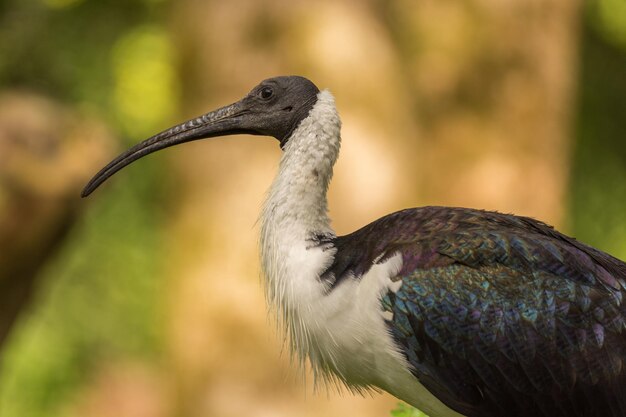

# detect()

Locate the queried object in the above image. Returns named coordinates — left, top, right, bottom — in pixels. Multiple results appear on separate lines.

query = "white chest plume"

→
left=261, top=91, right=381, bottom=371
left=258, top=91, right=461, bottom=417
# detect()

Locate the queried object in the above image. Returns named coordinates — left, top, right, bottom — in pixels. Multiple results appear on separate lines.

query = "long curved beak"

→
left=81, top=101, right=249, bottom=197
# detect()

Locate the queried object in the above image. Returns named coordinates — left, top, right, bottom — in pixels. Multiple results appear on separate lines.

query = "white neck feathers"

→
left=261, top=90, right=341, bottom=239
left=259, top=89, right=341, bottom=359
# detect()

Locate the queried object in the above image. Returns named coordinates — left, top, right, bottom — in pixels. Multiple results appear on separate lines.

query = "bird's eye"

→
left=259, top=87, right=274, bottom=100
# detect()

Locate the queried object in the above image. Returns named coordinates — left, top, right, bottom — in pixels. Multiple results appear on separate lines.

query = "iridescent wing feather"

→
left=325, top=207, right=626, bottom=417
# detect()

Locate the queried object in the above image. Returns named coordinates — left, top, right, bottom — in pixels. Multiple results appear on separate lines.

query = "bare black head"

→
left=81, top=75, right=320, bottom=197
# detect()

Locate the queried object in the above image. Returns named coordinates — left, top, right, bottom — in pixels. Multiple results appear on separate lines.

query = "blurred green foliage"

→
left=0, top=0, right=177, bottom=415
left=568, top=5, right=626, bottom=260
left=112, top=25, right=179, bottom=138
left=390, top=403, right=429, bottom=417
left=0, top=0, right=168, bottom=108
left=588, top=0, right=626, bottom=50
left=0, top=178, right=166, bottom=416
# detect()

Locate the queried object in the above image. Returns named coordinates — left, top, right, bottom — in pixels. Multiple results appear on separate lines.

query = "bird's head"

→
left=81, top=75, right=320, bottom=197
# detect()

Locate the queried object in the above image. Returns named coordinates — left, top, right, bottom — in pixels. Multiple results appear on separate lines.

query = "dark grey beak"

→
left=81, top=100, right=248, bottom=197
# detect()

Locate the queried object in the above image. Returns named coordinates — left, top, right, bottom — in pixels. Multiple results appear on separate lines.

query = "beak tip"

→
left=81, top=184, right=94, bottom=198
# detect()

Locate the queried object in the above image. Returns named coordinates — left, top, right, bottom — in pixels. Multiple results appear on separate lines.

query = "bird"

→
left=82, top=76, right=626, bottom=417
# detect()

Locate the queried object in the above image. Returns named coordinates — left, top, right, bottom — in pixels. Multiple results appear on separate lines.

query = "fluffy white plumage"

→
left=259, top=90, right=464, bottom=417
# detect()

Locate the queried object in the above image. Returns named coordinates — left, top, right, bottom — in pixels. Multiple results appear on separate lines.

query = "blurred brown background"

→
left=1, top=0, right=625, bottom=416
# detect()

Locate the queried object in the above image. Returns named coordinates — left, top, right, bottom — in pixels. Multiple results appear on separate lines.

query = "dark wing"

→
left=327, top=207, right=626, bottom=417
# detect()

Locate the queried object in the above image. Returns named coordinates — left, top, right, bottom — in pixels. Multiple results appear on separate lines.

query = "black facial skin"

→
left=81, top=76, right=320, bottom=197
left=240, top=76, right=320, bottom=145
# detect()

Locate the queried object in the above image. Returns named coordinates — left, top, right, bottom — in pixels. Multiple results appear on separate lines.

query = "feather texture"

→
left=323, top=206, right=626, bottom=417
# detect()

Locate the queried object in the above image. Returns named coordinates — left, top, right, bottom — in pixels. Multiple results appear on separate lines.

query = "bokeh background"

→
left=1, top=0, right=625, bottom=416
